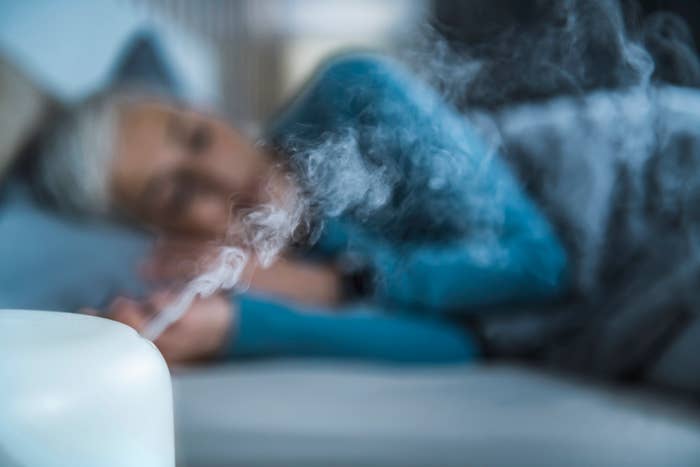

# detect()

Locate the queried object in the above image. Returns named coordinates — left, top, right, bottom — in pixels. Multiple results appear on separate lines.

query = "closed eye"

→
left=188, top=123, right=212, bottom=156
left=167, top=115, right=212, bottom=157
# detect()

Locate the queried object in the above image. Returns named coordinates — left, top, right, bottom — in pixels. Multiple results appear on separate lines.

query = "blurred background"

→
left=146, top=0, right=429, bottom=125
left=3, top=1, right=700, bottom=466
left=3, top=0, right=700, bottom=158
left=0, top=0, right=429, bottom=133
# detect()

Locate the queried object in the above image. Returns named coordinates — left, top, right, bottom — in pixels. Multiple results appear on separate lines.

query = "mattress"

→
left=172, top=361, right=700, bottom=467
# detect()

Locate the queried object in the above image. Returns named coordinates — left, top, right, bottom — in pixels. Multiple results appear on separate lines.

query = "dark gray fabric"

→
left=173, top=361, right=700, bottom=467
left=481, top=86, right=700, bottom=387
left=430, top=0, right=700, bottom=110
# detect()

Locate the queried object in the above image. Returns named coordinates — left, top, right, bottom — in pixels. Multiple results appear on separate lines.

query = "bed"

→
left=172, top=360, right=700, bottom=467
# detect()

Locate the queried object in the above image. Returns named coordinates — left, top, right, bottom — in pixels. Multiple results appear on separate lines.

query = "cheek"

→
left=210, top=129, right=267, bottom=196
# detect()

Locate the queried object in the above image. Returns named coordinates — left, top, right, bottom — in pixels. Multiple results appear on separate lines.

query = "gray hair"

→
left=34, top=93, right=123, bottom=215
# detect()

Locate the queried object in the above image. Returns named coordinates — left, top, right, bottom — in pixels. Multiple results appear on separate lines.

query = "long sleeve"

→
left=269, top=53, right=569, bottom=313
left=366, top=225, right=567, bottom=312
left=344, top=170, right=568, bottom=311
left=220, top=293, right=477, bottom=363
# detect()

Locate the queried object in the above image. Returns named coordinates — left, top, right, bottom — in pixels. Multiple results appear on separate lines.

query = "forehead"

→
left=120, top=100, right=175, bottom=128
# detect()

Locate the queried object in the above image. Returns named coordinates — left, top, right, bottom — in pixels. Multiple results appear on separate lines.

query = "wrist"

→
left=206, top=295, right=237, bottom=359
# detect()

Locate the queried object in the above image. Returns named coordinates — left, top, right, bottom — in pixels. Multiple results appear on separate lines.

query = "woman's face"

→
left=110, top=101, right=276, bottom=238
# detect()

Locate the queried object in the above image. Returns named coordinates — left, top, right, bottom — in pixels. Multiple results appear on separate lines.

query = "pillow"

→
left=0, top=182, right=150, bottom=312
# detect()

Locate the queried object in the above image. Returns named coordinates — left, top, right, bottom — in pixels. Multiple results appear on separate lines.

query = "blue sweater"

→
left=228, top=54, right=569, bottom=362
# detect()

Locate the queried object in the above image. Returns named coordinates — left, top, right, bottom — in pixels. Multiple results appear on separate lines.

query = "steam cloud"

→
left=395, top=0, right=700, bottom=375
left=142, top=176, right=307, bottom=340
left=146, top=0, right=700, bottom=374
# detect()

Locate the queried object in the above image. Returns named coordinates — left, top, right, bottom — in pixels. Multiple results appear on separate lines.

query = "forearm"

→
left=246, top=258, right=342, bottom=308
left=221, top=293, right=478, bottom=363
left=268, top=53, right=570, bottom=313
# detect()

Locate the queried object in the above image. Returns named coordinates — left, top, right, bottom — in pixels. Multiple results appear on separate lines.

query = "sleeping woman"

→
left=27, top=54, right=569, bottom=365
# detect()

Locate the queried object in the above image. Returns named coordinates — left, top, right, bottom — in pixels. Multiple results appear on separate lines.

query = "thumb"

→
left=109, top=297, right=149, bottom=332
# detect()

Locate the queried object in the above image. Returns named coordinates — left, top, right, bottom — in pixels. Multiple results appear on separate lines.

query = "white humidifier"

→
left=0, top=310, right=174, bottom=467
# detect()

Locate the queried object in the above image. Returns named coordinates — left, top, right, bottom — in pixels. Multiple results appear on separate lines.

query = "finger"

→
left=145, top=290, right=192, bottom=333
left=112, top=308, right=148, bottom=332
left=153, top=330, right=180, bottom=355
left=108, top=296, right=137, bottom=314
left=78, top=307, right=99, bottom=316
left=153, top=333, right=188, bottom=366
left=109, top=297, right=149, bottom=332
left=148, top=289, right=179, bottom=313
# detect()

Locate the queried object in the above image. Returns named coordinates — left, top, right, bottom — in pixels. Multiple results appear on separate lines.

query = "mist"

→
left=147, top=0, right=700, bottom=375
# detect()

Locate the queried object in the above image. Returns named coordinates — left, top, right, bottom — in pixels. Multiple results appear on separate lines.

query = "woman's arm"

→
left=106, top=291, right=477, bottom=364
left=366, top=223, right=568, bottom=313
left=245, top=257, right=342, bottom=308
left=269, top=53, right=570, bottom=313
left=225, top=293, right=478, bottom=363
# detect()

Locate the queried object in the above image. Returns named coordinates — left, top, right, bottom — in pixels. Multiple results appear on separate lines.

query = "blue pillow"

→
left=0, top=182, right=150, bottom=312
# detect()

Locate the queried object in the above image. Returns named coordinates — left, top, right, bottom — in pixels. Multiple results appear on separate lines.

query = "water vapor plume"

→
left=142, top=175, right=307, bottom=340
left=395, top=0, right=700, bottom=374
left=145, top=0, right=700, bottom=375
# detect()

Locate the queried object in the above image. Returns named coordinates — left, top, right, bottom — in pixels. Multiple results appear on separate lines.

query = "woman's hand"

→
left=98, top=292, right=234, bottom=365
left=246, top=257, right=343, bottom=308
left=140, top=237, right=225, bottom=284
left=143, top=237, right=343, bottom=308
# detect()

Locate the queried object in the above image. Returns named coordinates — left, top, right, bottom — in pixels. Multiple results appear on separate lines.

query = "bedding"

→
left=172, top=361, right=700, bottom=467
left=0, top=182, right=150, bottom=311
